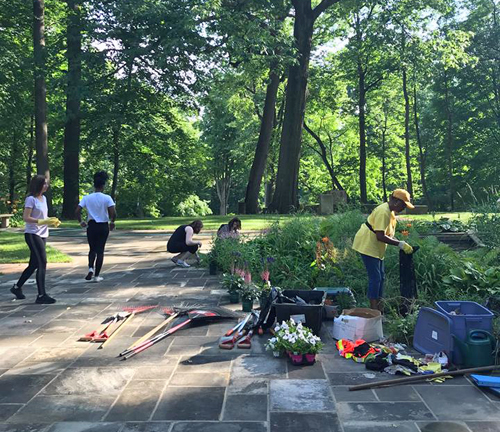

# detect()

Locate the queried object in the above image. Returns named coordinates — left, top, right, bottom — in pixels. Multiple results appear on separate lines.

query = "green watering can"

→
left=453, top=330, right=497, bottom=368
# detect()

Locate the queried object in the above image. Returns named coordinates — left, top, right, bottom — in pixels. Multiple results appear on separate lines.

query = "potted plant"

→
left=208, top=250, right=218, bottom=275
left=272, top=319, right=324, bottom=366
left=265, top=337, right=283, bottom=358
left=240, top=273, right=259, bottom=312
left=221, top=272, right=244, bottom=304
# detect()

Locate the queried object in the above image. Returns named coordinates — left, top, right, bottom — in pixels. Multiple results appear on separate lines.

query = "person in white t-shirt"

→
left=10, top=175, right=61, bottom=304
left=75, top=171, right=116, bottom=282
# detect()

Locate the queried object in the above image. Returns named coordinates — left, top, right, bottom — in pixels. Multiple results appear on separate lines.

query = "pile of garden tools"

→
left=78, top=304, right=240, bottom=358
left=218, top=287, right=281, bottom=349
left=78, top=305, right=157, bottom=349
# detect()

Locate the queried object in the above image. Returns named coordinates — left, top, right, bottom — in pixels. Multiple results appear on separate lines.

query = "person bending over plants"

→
left=217, top=217, right=242, bottom=239
left=167, top=219, right=203, bottom=268
left=352, top=189, right=414, bottom=311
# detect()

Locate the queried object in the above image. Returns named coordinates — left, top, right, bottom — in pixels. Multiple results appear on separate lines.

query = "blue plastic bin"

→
left=435, top=301, right=494, bottom=341
left=413, top=307, right=454, bottom=359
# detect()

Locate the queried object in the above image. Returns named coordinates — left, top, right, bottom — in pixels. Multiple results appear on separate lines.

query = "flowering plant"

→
left=267, top=319, right=324, bottom=355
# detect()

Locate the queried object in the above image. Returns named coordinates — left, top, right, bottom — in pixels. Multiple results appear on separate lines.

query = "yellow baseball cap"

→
left=392, top=189, right=415, bottom=209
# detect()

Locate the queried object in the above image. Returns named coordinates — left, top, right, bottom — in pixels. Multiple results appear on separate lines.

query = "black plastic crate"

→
left=273, top=290, right=326, bottom=335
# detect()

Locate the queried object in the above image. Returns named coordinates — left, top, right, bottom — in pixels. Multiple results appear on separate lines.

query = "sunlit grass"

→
left=0, top=232, right=71, bottom=264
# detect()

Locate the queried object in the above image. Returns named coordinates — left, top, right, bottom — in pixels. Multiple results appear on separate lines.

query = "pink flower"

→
left=261, top=270, right=270, bottom=282
left=244, top=271, right=252, bottom=284
left=235, top=268, right=245, bottom=278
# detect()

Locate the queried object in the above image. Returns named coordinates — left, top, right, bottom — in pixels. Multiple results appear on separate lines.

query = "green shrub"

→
left=176, top=194, right=213, bottom=217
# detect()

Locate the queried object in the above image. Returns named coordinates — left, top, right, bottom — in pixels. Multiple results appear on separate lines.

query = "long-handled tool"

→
left=80, top=305, right=157, bottom=344
left=119, top=311, right=179, bottom=357
left=79, top=311, right=128, bottom=342
left=122, top=306, right=239, bottom=360
left=348, top=364, right=500, bottom=391
left=219, top=311, right=259, bottom=350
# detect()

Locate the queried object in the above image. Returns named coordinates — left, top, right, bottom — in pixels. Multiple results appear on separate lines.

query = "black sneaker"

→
left=35, top=294, right=56, bottom=304
left=85, top=271, right=93, bottom=281
left=10, top=284, right=26, bottom=300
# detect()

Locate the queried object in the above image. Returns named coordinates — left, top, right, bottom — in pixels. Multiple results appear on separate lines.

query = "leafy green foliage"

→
left=176, top=194, right=213, bottom=217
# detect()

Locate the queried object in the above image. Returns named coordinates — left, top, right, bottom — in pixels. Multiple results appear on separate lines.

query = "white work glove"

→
left=398, top=241, right=413, bottom=254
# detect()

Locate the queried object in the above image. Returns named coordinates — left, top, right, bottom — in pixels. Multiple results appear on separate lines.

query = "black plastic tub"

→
left=274, top=290, right=326, bottom=335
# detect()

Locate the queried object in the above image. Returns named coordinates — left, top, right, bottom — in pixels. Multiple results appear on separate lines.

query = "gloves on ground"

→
left=398, top=241, right=413, bottom=254
left=38, top=217, right=61, bottom=228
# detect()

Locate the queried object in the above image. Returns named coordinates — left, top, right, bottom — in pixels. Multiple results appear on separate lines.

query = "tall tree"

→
left=339, top=0, right=390, bottom=203
left=33, top=0, right=52, bottom=211
left=245, top=68, right=281, bottom=213
left=61, top=0, right=82, bottom=218
left=269, top=0, right=339, bottom=213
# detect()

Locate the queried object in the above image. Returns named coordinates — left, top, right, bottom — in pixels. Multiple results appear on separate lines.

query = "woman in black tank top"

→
left=167, top=220, right=203, bottom=268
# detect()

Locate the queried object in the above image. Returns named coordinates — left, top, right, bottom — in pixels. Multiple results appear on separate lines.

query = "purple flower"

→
left=267, top=257, right=276, bottom=264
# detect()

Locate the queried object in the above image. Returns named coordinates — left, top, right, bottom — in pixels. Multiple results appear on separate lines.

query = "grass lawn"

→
left=58, top=214, right=296, bottom=231
left=0, top=232, right=71, bottom=264
left=15, top=211, right=474, bottom=234
left=404, top=212, right=474, bottom=222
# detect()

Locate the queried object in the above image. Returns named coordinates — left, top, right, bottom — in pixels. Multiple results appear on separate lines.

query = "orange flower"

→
left=401, top=230, right=409, bottom=237
left=406, top=223, right=412, bottom=228
left=322, top=237, right=329, bottom=244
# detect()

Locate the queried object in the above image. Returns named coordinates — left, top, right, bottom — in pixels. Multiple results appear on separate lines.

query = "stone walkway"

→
left=0, top=230, right=499, bottom=432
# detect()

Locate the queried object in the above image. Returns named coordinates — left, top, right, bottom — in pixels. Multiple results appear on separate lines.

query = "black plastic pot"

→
left=209, top=260, right=217, bottom=275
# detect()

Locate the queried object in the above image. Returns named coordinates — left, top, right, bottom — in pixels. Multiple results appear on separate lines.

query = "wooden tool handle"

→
left=348, top=364, right=500, bottom=391
left=128, top=313, right=178, bottom=351
left=99, top=313, right=135, bottom=349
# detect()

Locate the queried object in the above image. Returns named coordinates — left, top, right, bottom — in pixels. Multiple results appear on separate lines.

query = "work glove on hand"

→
left=398, top=241, right=413, bottom=254
left=38, top=217, right=61, bottom=228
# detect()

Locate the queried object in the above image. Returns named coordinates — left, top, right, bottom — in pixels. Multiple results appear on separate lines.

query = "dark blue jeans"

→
left=360, top=253, right=385, bottom=300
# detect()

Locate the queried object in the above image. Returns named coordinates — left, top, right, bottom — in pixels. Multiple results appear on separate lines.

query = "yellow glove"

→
left=38, top=217, right=61, bottom=228
left=398, top=241, right=413, bottom=254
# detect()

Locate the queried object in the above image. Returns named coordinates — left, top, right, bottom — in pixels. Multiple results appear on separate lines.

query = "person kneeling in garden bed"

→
left=352, top=189, right=414, bottom=312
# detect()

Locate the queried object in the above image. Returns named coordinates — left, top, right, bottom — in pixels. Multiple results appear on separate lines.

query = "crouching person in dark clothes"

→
left=167, top=220, right=203, bottom=268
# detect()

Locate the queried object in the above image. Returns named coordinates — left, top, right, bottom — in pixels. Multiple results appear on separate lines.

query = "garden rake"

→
left=79, top=305, right=157, bottom=345
left=121, top=305, right=240, bottom=360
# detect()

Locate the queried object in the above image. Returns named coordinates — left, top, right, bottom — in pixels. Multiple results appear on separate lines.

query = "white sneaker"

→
left=177, top=260, right=190, bottom=268
left=92, top=276, right=104, bottom=282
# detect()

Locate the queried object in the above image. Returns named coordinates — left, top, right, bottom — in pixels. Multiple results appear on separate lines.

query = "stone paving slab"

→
left=0, top=230, right=499, bottom=431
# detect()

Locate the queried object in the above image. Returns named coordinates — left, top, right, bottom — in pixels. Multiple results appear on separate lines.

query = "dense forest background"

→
left=1, top=0, right=499, bottom=218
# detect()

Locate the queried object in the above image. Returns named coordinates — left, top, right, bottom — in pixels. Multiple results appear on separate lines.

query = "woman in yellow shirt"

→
left=352, top=189, right=414, bottom=311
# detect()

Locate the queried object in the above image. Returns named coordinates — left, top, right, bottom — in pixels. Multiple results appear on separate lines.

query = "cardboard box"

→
left=331, top=308, right=383, bottom=342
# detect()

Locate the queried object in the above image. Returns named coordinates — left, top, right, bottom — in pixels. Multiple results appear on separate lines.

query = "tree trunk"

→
left=402, top=67, right=413, bottom=197
left=62, top=0, right=82, bottom=219
left=26, top=114, right=34, bottom=193
left=381, top=107, right=388, bottom=203
left=269, top=4, right=314, bottom=213
left=303, top=122, right=344, bottom=191
left=443, top=69, right=454, bottom=210
left=110, top=59, right=135, bottom=201
left=9, top=132, right=18, bottom=212
left=413, top=82, right=431, bottom=206
left=358, top=64, right=368, bottom=204
left=216, top=179, right=230, bottom=216
left=111, top=125, right=120, bottom=201
left=33, top=0, right=52, bottom=213
left=244, top=68, right=280, bottom=214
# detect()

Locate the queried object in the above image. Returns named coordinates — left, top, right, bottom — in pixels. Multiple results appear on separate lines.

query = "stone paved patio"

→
left=1, top=229, right=500, bottom=432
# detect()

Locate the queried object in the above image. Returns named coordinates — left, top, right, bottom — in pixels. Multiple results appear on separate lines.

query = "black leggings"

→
left=167, top=242, right=199, bottom=254
left=87, top=220, right=109, bottom=276
left=17, top=233, right=47, bottom=296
